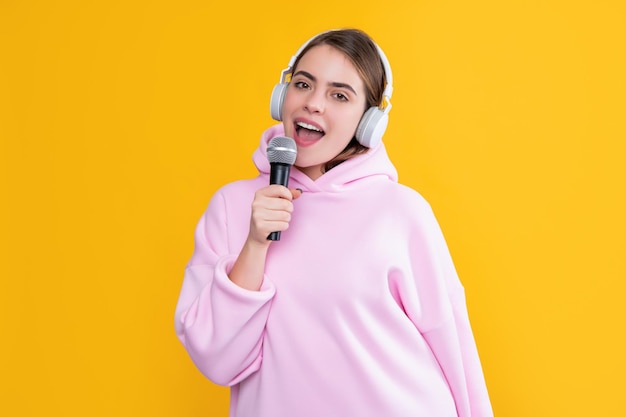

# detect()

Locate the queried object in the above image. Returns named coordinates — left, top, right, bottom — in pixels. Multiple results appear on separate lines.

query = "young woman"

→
left=175, top=29, right=493, bottom=417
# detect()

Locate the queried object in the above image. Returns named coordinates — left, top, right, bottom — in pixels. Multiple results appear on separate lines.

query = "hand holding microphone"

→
left=248, top=137, right=299, bottom=244
left=230, top=137, right=299, bottom=291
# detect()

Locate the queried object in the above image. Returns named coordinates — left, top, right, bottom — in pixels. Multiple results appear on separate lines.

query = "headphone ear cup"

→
left=355, top=107, right=389, bottom=148
left=270, top=83, right=288, bottom=121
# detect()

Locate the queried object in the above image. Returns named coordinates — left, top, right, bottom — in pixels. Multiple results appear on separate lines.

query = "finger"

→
left=265, top=184, right=294, bottom=200
left=290, top=188, right=303, bottom=200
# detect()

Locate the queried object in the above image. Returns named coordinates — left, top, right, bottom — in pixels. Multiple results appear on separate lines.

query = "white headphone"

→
left=269, top=30, right=393, bottom=148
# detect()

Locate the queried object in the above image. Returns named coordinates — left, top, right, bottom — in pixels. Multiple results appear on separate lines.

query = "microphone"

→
left=266, top=136, right=297, bottom=241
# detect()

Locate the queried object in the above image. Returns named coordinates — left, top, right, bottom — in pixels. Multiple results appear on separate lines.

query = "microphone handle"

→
left=268, top=163, right=291, bottom=241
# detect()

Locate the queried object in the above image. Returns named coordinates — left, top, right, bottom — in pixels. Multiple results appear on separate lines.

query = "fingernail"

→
left=296, top=188, right=303, bottom=193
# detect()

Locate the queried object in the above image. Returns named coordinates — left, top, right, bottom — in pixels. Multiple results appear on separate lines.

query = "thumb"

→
left=290, top=188, right=303, bottom=200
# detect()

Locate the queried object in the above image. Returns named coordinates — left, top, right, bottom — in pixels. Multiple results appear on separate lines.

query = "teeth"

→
left=296, top=122, right=322, bottom=132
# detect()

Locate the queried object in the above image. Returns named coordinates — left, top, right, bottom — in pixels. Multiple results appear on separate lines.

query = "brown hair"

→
left=290, top=29, right=387, bottom=173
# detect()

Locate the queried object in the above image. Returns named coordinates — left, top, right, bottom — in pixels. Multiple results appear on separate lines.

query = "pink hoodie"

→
left=175, top=124, right=493, bottom=417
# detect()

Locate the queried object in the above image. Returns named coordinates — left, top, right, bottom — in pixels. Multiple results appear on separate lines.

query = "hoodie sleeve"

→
left=406, top=202, right=493, bottom=417
left=174, top=189, right=276, bottom=386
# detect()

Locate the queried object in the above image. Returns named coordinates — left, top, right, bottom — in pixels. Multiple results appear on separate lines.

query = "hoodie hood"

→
left=252, top=124, right=398, bottom=193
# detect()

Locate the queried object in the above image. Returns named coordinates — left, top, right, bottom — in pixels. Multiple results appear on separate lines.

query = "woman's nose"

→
left=304, top=91, right=325, bottom=114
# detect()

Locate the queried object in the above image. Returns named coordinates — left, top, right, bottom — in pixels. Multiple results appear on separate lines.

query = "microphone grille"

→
left=267, top=136, right=297, bottom=165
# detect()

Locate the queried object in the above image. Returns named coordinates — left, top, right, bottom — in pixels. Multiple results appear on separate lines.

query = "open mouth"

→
left=295, top=121, right=325, bottom=141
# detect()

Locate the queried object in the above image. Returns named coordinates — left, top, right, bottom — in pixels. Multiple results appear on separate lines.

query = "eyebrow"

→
left=293, top=70, right=358, bottom=96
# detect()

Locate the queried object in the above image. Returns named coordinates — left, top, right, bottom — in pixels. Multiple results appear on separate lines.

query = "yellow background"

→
left=1, top=1, right=624, bottom=415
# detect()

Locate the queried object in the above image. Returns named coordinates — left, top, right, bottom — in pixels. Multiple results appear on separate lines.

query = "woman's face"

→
left=282, top=44, right=367, bottom=180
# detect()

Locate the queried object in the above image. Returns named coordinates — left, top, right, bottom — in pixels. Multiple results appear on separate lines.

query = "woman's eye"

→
left=334, top=93, right=348, bottom=102
left=293, top=81, right=309, bottom=89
